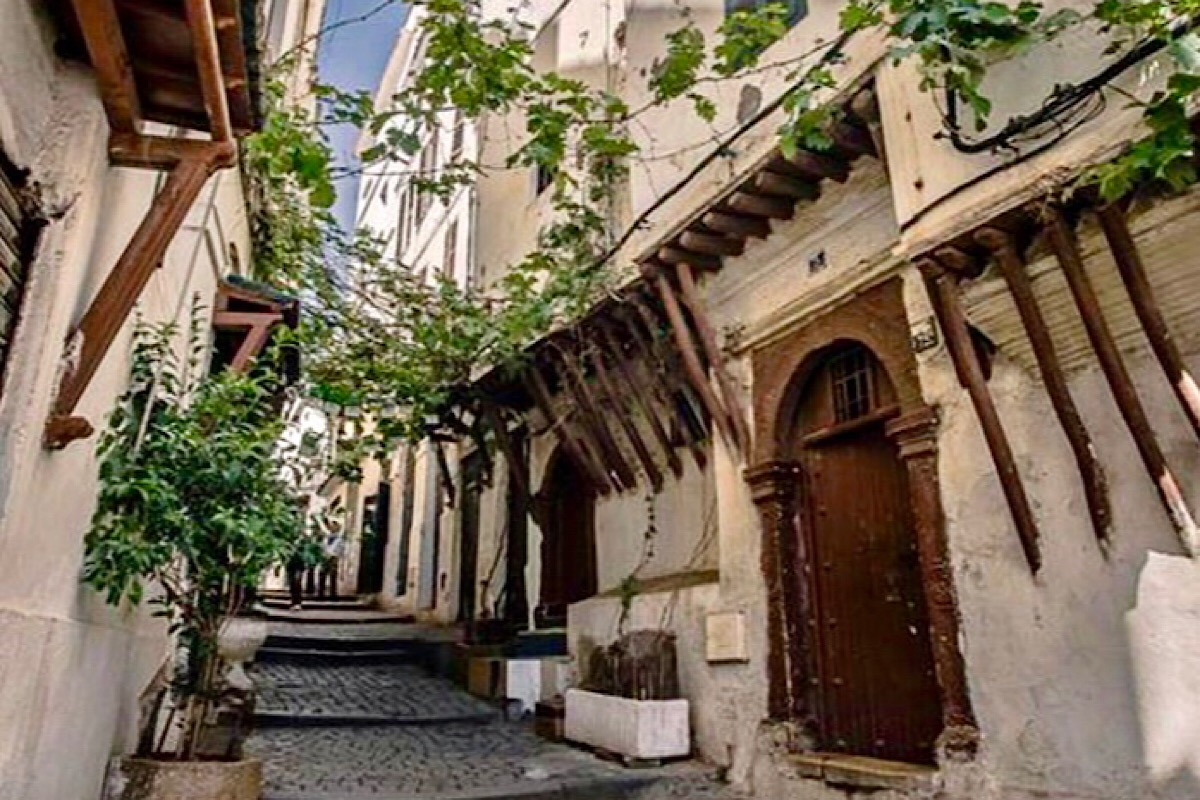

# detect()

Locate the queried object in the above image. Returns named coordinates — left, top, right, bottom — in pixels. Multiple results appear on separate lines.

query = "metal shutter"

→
left=0, top=159, right=33, bottom=388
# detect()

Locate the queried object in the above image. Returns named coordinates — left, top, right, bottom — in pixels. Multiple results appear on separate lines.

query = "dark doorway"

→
left=457, top=452, right=485, bottom=623
left=503, top=429, right=530, bottom=628
left=792, top=343, right=942, bottom=764
left=395, top=449, right=417, bottom=596
left=356, top=483, right=391, bottom=595
left=535, top=450, right=597, bottom=628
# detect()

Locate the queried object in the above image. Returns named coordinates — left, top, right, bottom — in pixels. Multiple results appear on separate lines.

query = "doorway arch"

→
left=535, top=449, right=597, bottom=628
left=786, top=341, right=942, bottom=763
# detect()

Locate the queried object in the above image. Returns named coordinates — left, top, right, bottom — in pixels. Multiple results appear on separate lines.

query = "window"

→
left=396, top=188, right=409, bottom=258
left=417, top=128, right=440, bottom=220
left=442, top=221, right=458, bottom=280
left=725, top=0, right=807, bottom=25
left=451, top=111, right=465, bottom=158
left=829, top=346, right=874, bottom=423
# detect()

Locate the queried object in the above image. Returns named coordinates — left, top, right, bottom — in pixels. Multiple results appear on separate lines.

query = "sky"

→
left=316, top=0, right=409, bottom=231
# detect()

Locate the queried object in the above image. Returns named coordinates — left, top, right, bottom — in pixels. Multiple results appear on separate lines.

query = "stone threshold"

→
left=789, top=753, right=936, bottom=792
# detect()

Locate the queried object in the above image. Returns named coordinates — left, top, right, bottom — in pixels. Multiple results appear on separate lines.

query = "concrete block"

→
left=564, top=689, right=690, bottom=760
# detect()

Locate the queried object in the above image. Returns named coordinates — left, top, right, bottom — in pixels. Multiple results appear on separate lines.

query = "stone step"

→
left=259, top=607, right=415, bottom=625
left=260, top=597, right=376, bottom=611
left=264, top=634, right=423, bottom=653
left=255, top=646, right=419, bottom=665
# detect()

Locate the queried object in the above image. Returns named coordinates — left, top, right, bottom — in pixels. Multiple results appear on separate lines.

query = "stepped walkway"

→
left=245, top=601, right=743, bottom=800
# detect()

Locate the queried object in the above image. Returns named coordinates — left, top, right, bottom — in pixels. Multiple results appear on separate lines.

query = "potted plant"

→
left=83, top=321, right=303, bottom=800
left=564, top=630, right=691, bottom=762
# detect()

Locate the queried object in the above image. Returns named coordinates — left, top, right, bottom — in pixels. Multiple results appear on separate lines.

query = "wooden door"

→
left=356, top=483, right=391, bottom=595
left=794, top=344, right=942, bottom=764
left=395, top=449, right=416, bottom=596
left=503, top=430, right=530, bottom=628
left=536, top=452, right=597, bottom=628
left=457, top=452, right=484, bottom=623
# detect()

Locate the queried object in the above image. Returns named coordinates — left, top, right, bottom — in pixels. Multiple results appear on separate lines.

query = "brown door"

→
left=794, top=344, right=942, bottom=764
left=536, top=452, right=597, bottom=628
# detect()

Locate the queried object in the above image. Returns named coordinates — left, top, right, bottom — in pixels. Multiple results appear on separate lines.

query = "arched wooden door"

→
left=792, top=343, right=942, bottom=764
left=536, top=452, right=597, bottom=628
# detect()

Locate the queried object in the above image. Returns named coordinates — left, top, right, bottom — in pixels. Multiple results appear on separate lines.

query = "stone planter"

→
left=218, top=617, right=268, bottom=692
left=120, top=757, right=261, bottom=800
left=564, top=688, right=690, bottom=760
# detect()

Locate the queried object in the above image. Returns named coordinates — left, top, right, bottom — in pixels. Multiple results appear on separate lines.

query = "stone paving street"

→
left=245, top=615, right=746, bottom=800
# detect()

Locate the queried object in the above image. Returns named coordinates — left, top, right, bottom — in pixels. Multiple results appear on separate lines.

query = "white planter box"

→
left=564, top=689, right=689, bottom=759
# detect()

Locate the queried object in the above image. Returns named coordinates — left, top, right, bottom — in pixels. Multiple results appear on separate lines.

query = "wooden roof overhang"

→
left=214, top=276, right=300, bottom=376
left=468, top=89, right=881, bottom=497
left=44, top=0, right=259, bottom=449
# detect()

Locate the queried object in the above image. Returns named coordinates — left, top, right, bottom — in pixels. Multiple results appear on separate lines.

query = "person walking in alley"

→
left=319, top=518, right=347, bottom=599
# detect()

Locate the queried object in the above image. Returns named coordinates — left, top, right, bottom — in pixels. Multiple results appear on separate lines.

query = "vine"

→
left=243, top=0, right=1200, bottom=457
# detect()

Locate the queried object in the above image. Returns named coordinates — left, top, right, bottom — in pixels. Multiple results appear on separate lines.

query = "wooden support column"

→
left=481, top=402, right=530, bottom=503
left=46, top=146, right=232, bottom=448
left=1044, top=208, right=1199, bottom=555
left=977, top=227, right=1112, bottom=548
left=673, top=261, right=751, bottom=454
left=598, top=323, right=684, bottom=479
left=745, top=460, right=815, bottom=736
left=587, top=343, right=664, bottom=492
left=920, top=260, right=1042, bottom=572
left=1097, top=204, right=1200, bottom=444
left=652, top=270, right=738, bottom=448
left=885, top=408, right=979, bottom=759
left=214, top=310, right=284, bottom=373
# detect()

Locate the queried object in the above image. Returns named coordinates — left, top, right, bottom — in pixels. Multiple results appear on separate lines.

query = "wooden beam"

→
left=976, top=227, right=1112, bottom=548
left=552, top=347, right=640, bottom=491
left=1096, top=204, right=1200, bottom=444
left=522, top=363, right=614, bottom=495
left=674, top=261, right=750, bottom=453
left=109, top=133, right=236, bottom=170
left=752, top=172, right=819, bottom=201
left=1044, top=208, right=1198, bottom=555
left=658, top=246, right=722, bottom=272
left=587, top=344, right=665, bottom=492
left=653, top=273, right=737, bottom=449
left=622, top=300, right=710, bottom=470
left=829, top=119, right=877, bottom=158
left=776, top=151, right=849, bottom=183
left=184, top=0, right=233, bottom=141
left=921, top=260, right=1042, bottom=572
left=213, top=310, right=282, bottom=329
left=935, top=245, right=985, bottom=278
left=70, top=0, right=142, bottom=133
left=725, top=192, right=795, bottom=221
left=678, top=230, right=745, bottom=257
left=47, top=148, right=230, bottom=447
left=481, top=402, right=531, bottom=502
left=598, top=323, right=684, bottom=478
left=229, top=319, right=278, bottom=373
left=701, top=211, right=770, bottom=239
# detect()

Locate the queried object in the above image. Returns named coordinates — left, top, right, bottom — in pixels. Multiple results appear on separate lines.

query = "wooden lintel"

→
left=1044, top=208, right=1199, bottom=554
left=46, top=149, right=227, bottom=448
left=752, top=171, right=820, bottom=202
left=109, top=133, right=236, bottom=171
left=674, top=262, right=749, bottom=454
left=71, top=0, right=142, bottom=133
left=214, top=310, right=283, bottom=330
left=587, top=344, right=665, bottom=492
left=653, top=273, right=737, bottom=449
left=725, top=192, right=795, bottom=221
left=702, top=211, right=770, bottom=239
left=1096, top=204, right=1200, bottom=444
left=921, top=260, right=1042, bottom=572
left=598, top=323, right=684, bottom=479
left=976, top=226, right=1112, bottom=548
left=679, top=230, right=745, bottom=258
left=658, top=246, right=722, bottom=272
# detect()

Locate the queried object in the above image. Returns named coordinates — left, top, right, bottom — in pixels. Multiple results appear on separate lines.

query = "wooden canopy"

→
left=49, top=0, right=258, bottom=136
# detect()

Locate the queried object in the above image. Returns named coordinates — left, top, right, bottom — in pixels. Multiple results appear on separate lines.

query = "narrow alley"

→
left=245, top=595, right=741, bottom=800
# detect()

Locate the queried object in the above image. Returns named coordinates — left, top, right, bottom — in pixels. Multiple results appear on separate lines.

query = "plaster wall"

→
left=0, top=6, right=254, bottom=799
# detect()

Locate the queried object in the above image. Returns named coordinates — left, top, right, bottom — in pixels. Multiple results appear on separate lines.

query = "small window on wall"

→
left=0, top=153, right=41, bottom=398
left=725, top=0, right=807, bottom=25
left=442, top=221, right=458, bottom=280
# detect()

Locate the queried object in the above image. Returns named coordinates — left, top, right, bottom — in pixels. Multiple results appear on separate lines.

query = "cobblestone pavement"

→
left=247, top=619, right=745, bottom=800
left=265, top=621, right=460, bottom=642
left=254, top=660, right=496, bottom=722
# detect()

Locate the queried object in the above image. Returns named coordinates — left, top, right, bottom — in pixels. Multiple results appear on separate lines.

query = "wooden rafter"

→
left=586, top=341, right=665, bottom=492
left=522, top=364, right=613, bottom=495
left=69, top=0, right=142, bottom=133
left=551, top=347, right=639, bottom=491
left=1044, top=207, right=1199, bottom=554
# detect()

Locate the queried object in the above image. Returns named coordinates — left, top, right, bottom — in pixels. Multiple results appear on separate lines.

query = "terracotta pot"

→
left=120, top=757, right=262, bottom=800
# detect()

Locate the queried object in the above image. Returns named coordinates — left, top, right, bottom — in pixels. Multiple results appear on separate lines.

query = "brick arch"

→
left=743, top=276, right=979, bottom=761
